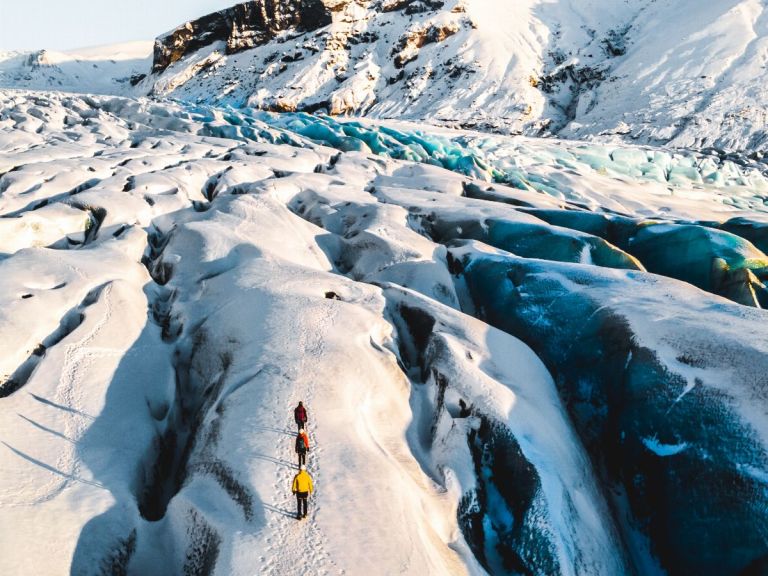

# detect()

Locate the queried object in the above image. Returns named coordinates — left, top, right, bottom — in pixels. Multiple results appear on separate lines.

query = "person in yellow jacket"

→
left=291, top=464, right=314, bottom=520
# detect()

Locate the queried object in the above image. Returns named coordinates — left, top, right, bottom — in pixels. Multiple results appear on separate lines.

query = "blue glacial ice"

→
left=175, top=104, right=768, bottom=199
left=421, top=212, right=643, bottom=271
left=450, top=244, right=768, bottom=576
left=627, top=223, right=768, bottom=307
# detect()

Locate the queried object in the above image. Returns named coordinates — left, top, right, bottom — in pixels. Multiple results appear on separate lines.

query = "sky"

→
left=0, top=0, right=234, bottom=51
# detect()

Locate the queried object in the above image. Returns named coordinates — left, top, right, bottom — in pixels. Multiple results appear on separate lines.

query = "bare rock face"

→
left=322, top=0, right=353, bottom=11
left=152, top=0, right=333, bottom=73
left=392, top=22, right=460, bottom=68
left=24, top=50, right=53, bottom=68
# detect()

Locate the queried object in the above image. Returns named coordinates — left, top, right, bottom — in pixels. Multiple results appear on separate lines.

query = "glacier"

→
left=1, top=88, right=767, bottom=576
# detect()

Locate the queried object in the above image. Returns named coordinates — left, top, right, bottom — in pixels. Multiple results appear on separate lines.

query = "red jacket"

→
left=294, top=405, right=307, bottom=423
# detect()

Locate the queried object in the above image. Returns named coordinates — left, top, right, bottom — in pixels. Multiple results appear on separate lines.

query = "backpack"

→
left=296, top=435, right=307, bottom=453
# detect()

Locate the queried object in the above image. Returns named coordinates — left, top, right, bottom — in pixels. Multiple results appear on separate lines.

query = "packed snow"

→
left=1, top=88, right=767, bottom=576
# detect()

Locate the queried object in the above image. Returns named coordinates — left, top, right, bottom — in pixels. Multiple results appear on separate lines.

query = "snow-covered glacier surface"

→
left=1, top=91, right=768, bottom=576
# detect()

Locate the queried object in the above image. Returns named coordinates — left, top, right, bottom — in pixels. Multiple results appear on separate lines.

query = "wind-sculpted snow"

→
left=1, top=91, right=768, bottom=575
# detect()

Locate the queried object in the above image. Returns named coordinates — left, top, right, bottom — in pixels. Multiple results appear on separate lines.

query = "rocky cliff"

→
left=152, top=0, right=334, bottom=73
left=142, top=0, right=768, bottom=152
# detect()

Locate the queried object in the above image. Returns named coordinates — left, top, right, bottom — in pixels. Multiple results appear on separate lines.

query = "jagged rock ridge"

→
left=152, top=0, right=333, bottom=73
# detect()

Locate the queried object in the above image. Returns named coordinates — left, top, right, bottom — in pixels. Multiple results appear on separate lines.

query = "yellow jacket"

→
left=292, top=470, right=314, bottom=494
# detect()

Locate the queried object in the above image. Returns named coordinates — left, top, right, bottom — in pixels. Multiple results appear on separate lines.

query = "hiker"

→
left=295, top=428, right=309, bottom=467
left=294, top=401, right=308, bottom=432
left=291, top=464, right=314, bottom=520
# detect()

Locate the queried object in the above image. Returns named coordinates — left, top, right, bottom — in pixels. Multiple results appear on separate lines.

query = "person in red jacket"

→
left=294, top=401, right=308, bottom=432
left=295, top=428, right=309, bottom=467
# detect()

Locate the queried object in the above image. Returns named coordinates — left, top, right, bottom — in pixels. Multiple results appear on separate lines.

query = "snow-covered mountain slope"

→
left=5, top=1, right=768, bottom=152
left=1, top=90, right=768, bottom=575
left=139, top=0, right=768, bottom=151
left=0, top=42, right=152, bottom=95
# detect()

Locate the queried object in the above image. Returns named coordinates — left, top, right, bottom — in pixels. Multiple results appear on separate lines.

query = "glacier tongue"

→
left=1, top=90, right=768, bottom=575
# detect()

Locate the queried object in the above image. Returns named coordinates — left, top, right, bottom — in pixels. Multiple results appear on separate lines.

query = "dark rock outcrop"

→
left=392, top=22, right=460, bottom=68
left=152, top=0, right=333, bottom=73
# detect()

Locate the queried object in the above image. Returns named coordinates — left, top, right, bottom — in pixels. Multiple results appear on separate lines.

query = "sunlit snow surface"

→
left=4, top=1, right=768, bottom=153
left=1, top=91, right=767, bottom=576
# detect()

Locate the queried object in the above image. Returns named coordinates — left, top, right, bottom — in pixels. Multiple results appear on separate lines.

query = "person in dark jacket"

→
left=295, top=428, right=309, bottom=467
left=294, top=401, right=308, bottom=432
left=291, top=464, right=314, bottom=520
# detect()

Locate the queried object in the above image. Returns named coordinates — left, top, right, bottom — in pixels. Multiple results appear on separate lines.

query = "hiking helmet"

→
left=299, top=428, right=305, bottom=434
left=300, top=464, right=306, bottom=470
